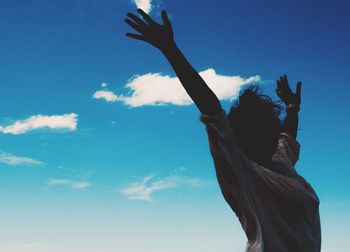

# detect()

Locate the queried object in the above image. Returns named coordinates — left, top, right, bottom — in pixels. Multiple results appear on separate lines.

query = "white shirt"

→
left=200, top=111, right=321, bottom=252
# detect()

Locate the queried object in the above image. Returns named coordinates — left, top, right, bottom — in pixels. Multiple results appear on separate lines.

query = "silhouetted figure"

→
left=125, top=9, right=321, bottom=252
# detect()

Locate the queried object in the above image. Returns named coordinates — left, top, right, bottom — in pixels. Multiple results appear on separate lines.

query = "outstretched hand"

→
left=125, top=9, right=174, bottom=51
left=276, top=74, right=302, bottom=106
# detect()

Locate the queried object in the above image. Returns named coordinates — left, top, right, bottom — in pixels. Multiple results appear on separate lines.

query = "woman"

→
left=125, top=9, right=321, bottom=252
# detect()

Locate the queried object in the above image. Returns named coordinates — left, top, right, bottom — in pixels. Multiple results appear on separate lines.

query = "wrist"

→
left=286, top=103, right=300, bottom=113
left=159, top=39, right=177, bottom=54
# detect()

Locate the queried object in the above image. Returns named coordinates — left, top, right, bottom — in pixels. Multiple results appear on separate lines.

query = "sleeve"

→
left=273, top=133, right=300, bottom=169
left=200, top=110, right=247, bottom=178
left=200, top=110, right=252, bottom=218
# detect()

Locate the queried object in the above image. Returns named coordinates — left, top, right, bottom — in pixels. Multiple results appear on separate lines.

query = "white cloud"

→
left=93, top=69, right=260, bottom=107
left=101, top=82, right=108, bottom=87
left=92, top=90, right=120, bottom=102
left=134, top=0, right=152, bottom=14
left=120, top=174, right=207, bottom=201
left=0, top=113, right=78, bottom=135
left=0, top=151, right=43, bottom=166
left=48, top=179, right=90, bottom=190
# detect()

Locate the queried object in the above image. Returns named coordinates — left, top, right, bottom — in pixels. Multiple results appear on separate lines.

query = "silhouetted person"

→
left=125, top=9, right=321, bottom=252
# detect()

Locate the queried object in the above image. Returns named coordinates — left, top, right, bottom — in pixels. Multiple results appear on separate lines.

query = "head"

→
left=227, top=85, right=282, bottom=167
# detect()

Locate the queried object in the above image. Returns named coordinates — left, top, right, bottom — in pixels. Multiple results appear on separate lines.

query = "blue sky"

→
left=0, top=0, right=350, bottom=251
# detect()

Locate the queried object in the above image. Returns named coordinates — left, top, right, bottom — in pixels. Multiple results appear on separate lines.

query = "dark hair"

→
left=227, top=85, right=282, bottom=167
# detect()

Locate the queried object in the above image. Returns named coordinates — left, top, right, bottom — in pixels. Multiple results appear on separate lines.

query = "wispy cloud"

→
left=134, top=0, right=152, bottom=14
left=0, top=243, right=40, bottom=252
left=120, top=174, right=207, bottom=201
left=0, top=151, right=43, bottom=166
left=48, top=179, right=90, bottom=190
left=93, top=69, right=260, bottom=107
left=0, top=113, right=78, bottom=135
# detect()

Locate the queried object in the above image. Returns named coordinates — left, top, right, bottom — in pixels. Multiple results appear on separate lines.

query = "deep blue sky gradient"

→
left=0, top=0, right=350, bottom=251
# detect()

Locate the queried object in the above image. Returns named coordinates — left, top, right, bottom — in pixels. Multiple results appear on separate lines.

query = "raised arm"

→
left=125, top=9, right=222, bottom=116
left=276, top=74, right=302, bottom=139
